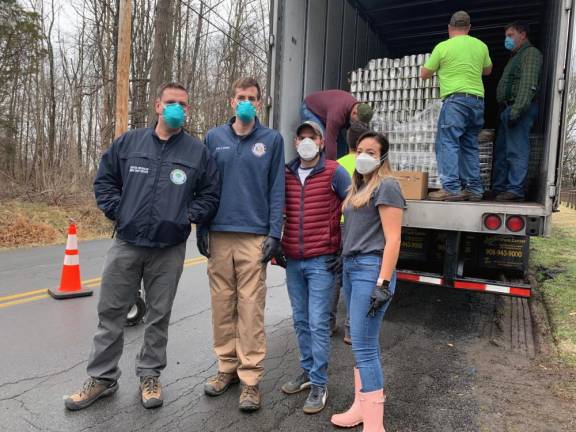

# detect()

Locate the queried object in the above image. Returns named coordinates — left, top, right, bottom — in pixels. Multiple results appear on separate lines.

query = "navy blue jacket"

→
left=203, top=117, right=285, bottom=239
left=94, top=127, right=220, bottom=248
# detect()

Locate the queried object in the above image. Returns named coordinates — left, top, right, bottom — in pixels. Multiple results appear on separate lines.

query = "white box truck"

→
left=268, top=0, right=574, bottom=297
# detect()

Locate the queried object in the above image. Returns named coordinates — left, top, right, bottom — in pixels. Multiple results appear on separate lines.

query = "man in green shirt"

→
left=421, top=10, right=493, bottom=201
left=493, top=21, right=542, bottom=202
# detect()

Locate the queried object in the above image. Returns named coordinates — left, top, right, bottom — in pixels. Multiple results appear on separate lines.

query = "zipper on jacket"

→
left=145, top=139, right=167, bottom=238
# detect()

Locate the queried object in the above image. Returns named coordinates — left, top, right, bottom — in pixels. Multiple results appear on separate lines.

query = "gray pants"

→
left=330, top=272, right=350, bottom=331
left=87, top=239, right=186, bottom=381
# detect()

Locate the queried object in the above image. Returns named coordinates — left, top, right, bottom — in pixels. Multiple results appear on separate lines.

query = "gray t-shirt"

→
left=342, top=177, right=406, bottom=256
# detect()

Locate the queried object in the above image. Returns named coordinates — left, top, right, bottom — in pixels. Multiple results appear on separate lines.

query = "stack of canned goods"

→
left=350, top=54, right=493, bottom=190
left=350, top=54, right=443, bottom=188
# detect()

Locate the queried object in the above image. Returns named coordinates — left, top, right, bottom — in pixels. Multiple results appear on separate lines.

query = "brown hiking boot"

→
left=239, top=384, right=261, bottom=412
left=495, top=191, right=524, bottom=202
left=428, top=189, right=465, bottom=201
left=64, top=377, right=118, bottom=411
left=461, top=190, right=483, bottom=202
left=204, top=372, right=240, bottom=396
left=140, top=376, right=163, bottom=409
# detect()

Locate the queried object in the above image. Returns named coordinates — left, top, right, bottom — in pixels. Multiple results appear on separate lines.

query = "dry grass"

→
left=0, top=200, right=113, bottom=249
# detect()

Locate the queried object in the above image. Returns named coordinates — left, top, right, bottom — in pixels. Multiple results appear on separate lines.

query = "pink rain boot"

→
left=330, top=368, right=363, bottom=428
left=359, top=389, right=386, bottom=432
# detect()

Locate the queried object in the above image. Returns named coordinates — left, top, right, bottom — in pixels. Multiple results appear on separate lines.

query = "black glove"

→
left=367, top=280, right=392, bottom=317
left=507, top=116, right=518, bottom=129
left=272, top=254, right=287, bottom=268
left=196, top=228, right=210, bottom=258
left=326, top=254, right=342, bottom=274
left=261, top=236, right=282, bottom=263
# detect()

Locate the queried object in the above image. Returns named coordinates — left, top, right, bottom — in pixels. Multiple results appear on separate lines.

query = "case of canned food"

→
left=351, top=54, right=493, bottom=190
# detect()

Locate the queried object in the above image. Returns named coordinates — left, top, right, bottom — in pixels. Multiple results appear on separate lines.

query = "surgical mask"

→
left=297, top=137, right=319, bottom=161
left=235, top=100, right=256, bottom=123
left=504, top=36, right=515, bottom=51
left=162, top=103, right=186, bottom=129
left=355, top=152, right=388, bottom=175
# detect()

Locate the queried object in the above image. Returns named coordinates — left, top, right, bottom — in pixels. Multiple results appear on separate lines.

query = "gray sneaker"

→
left=303, top=385, right=327, bottom=414
left=281, top=372, right=311, bottom=394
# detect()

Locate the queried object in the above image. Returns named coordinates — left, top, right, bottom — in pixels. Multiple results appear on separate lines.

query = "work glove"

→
left=271, top=254, right=287, bottom=269
left=261, top=236, right=282, bottom=264
left=326, top=253, right=342, bottom=274
left=196, top=227, right=210, bottom=258
left=367, top=280, right=392, bottom=317
left=507, top=116, right=519, bottom=129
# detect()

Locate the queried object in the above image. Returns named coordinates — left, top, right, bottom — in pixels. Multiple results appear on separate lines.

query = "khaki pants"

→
left=208, top=232, right=267, bottom=385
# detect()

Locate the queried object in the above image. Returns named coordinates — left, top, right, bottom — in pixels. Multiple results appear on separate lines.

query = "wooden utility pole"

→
left=115, top=0, right=132, bottom=138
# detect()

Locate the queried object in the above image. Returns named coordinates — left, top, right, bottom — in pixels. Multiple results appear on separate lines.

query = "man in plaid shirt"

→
left=493, top=21, right=542, bottom=201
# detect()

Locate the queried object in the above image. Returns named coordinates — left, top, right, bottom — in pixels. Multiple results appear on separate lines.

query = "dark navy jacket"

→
left=203, top=117, right=285, bottom=239
left=94, top=127, right=220, bottom=248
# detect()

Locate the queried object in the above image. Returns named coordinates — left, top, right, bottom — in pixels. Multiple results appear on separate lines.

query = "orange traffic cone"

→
left=48, top=223, right=93, bottom=299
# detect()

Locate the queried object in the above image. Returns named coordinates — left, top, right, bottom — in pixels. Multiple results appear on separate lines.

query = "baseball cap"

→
left=450, top=11, right=470, bottom=27
left=296, top=120, right=324, bottom=138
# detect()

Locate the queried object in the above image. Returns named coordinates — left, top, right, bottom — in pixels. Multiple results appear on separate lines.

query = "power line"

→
left=178, top=0, right=268, bottom=66
left=195, top=0, right=269, bottom=58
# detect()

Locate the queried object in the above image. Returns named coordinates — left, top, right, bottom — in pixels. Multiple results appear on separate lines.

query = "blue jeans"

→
left=286, top=256, right=335, bottom=386
left=300, top=103, right=325, bottom=133
left=492, top=103, right=538, bottom=198
left=342, top=255, right=396, bottom=392
left=435, top=94, right=485, bottom=195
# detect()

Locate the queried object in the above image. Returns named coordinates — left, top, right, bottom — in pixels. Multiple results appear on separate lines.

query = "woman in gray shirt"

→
left=330, top=132, right=405, bottom=431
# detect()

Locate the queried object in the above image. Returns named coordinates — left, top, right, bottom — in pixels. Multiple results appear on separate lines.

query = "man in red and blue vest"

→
left=280, top=121, right=350, bottom=414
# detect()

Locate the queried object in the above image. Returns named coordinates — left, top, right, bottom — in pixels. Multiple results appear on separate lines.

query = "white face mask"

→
left=297, top=137, right=320, bottom=161
left=355, top=152, right=387, bottom=175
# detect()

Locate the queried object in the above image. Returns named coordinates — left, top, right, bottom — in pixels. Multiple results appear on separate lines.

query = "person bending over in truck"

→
left=279, top=120, right=350, bottom=414
left=64, top=83, right=220, bottom=411
left=330, top=131, right=405, bottom=431
left=197, top=77, right=285, bottom=412
left=421, top=10, right=493, bottom=202
left=330, top=120, right=371, bottom=346
left=492, top=21, right=543, bottom=202
left=301, top=89, right=374, bottom=160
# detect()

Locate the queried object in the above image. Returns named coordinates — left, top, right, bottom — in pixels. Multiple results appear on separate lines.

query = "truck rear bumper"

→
left=397, top=269, right=532, bottom=298
left=403, top=200, right=547, bottom=236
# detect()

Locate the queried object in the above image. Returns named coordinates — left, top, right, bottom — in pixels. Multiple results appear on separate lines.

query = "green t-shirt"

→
left=424, top=35, right=492, bottom=99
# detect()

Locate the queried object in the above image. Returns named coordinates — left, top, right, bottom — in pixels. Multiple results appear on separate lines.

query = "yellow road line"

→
left=0, top=294, right=50, bottom=309
left=0, top=256, right=207, bottom=309
left=0, top=288, right=48, bottom=303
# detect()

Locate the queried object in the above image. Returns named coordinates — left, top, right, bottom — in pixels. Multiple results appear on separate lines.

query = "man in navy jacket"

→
left=64, top=83, right=220, bottom=411
left=198, top=77, right=285, bottom=412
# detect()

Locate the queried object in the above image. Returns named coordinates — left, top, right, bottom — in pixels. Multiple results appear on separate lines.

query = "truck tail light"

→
left=484, top=214, right=502, bottom=230
left=506, top=215, right=525, bottom=232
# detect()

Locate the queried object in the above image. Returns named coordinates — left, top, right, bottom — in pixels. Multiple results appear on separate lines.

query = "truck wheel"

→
left=126, top=296, right=146, bottom=326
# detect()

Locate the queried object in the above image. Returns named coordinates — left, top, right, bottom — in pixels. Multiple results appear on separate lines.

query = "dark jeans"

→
left=342, top=254, right=396, bottom=392
left=435, top=94, right=485, bottom=195
left=492, top=103, right=539, bottom=198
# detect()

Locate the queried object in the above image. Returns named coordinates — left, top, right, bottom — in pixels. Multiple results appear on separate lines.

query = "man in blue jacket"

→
left=198, top=77, right=285, bottom=412
left=64, top=83, right=220, bottom=411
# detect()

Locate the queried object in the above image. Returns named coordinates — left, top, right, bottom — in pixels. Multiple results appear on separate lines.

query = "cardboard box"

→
left=394, top=171, right=428, bottom=200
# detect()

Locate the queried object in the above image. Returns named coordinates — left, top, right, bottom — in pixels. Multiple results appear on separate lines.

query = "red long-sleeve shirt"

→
left=304, top=90, right=358, bottom=160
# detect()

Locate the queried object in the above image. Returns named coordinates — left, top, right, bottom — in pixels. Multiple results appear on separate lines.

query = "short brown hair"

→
left=157, top=82, right=188, bottom=99
left=230, top=77, right=261, bottom=100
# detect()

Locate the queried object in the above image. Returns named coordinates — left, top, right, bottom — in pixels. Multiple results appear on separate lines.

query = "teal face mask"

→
left=162, top=103, right=186, bottom=129
left=235, top=100, right=257, bottom=123
left=504, top=36, right=515, bottom=51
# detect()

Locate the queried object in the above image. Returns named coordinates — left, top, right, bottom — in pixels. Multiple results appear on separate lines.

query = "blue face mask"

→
left=504, top=36, right=516, bottom=51
left=235, top=100, right=257, bottom=123
left=162, top=103, right=186, bottom=129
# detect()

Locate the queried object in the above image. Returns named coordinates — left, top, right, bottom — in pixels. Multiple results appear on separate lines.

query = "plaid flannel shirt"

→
left=496, top=42, right=543, bottom=121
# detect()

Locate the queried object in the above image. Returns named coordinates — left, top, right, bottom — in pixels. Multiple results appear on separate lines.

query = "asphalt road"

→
left=0, top=237, right=546, bottom=432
